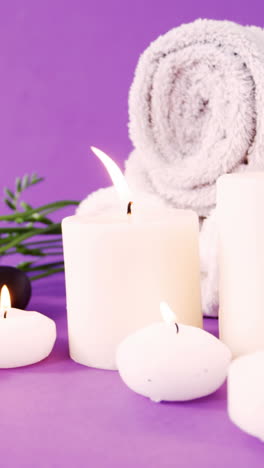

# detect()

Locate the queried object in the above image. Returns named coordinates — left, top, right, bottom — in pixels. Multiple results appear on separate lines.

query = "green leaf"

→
left=0, top=200, right=79, bottom=222
left=0, top=173, right=79, bottom=283
left=20, top=201, right=32, bottom=210
left=0, top=227, right=34, bottom=233
left=21, top=174, right=29, bottom=190
left=17, top=261, right=35, bottom=270
left=31, top=176, right=44, bottom=185
left=29, top=267, right=64, bottom=281
left=14, top=217, right=25, bottom=224
left=15, top=177, right=22, bottom=193
left=31, top=172, right=40, bottom=182
left=0, top=224, right=62, bottom=255
left=4, top=188, right=15, bottom=200
left=30, top=173, right=44, bottom=185
left=31, top=215, right=53, bottom=225
left=21, top=260, right=64, bottom=272
left=16, top=245, right=45, bottom=256
left=4, top=198, right=16, bottom=210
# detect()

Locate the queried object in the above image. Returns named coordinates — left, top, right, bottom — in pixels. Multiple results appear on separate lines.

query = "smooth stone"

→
left=0, top=266, right=31, bottom=309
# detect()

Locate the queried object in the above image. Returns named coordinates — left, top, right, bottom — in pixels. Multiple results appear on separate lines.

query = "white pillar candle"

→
left=0, top=285, right=56, bottom=368
left=217, top=172, right=264, bottom=357
left=117, top=303, right=231, bottom=402
left=228, top=351, right=264, bottom=441
left=62, top=148, right=202, bottom=370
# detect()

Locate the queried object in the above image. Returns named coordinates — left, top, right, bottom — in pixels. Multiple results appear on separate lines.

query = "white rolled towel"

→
left=79, top=19, right=264, bottom=316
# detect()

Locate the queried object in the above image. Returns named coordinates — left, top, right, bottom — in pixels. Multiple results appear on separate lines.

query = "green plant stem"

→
left=23, top=261, right=64, bottom=272
left=34, top=252, right=63, bottom=256
left=0, top=225, right=62, bottom=254
left=0, top=233, right=61, bottom=249
left=2, top=249, right=63, bottom=257
left=0, top=227, right=38, bottom=233
left=0, top=226, right=62, bottom=234
left=0, top=174, right=79, bottom=282
left=0, top=237, right=15, bottom=245
left=28, top=216, right=53, bottom=225
left=0, top=200, right=79, bottom=222
left=22, top=238, right=62, bottom=246
left=20, top=244, right=62, bottom=251
left=25, top=245, right=62, bottom=251
left=1, top=249, right=44, bottom=257
left=29, top=267, right=64, bottom=281
left=0, top=241, right=62, bottom=251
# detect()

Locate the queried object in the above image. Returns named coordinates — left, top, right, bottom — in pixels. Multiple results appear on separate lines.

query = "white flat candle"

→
left=0, top=286, right=56, bottom=368
left=117, top=303, right=231, bottom=401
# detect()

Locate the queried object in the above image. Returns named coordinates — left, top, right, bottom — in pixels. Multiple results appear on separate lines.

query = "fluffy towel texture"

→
left=78, top=19, right=264, bottom=316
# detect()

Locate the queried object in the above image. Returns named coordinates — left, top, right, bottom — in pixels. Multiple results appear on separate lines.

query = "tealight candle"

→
left=117, top=303, right=231, bottom=402
left=228, top=351, right=264, bottom=441
left=0, top=285, right=56, bottom=368
left=62, top=147, right=202, bottom=370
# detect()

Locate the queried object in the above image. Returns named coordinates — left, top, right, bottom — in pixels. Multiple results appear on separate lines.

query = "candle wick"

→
left=175, top=322, right=179, bottom=334
left=127, top=201, right=133, bottom=215
left=3, top=310, right=7, bottom=319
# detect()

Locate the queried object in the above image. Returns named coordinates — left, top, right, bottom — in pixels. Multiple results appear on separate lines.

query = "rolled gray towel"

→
left=80, top=19, right=264, bottom=316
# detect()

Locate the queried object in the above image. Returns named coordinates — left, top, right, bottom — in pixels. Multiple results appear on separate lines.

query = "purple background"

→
left=0, top=0, right=263, bottom=212
left=0, top=1, right=264, bottom=466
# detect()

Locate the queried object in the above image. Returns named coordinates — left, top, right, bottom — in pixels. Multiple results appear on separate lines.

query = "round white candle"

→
left=217, top=173, right=264, bottom=357
left=0, top=286, right=56, bottom=368
left=228, top=351, right=264, bottom=441
left=116, top=303, right=231, bottom=401
left=62, top=148, right=202, bottom=371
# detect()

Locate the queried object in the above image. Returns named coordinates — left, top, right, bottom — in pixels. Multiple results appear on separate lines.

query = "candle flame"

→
left=0, top=285, right=11, bottom=310
left=90, top=146, right=132, bottom=205
left=160, top=301, right=177, bottom=324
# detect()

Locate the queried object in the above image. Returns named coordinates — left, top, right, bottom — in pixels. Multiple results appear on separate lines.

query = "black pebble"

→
left=0, top=266, right=31, bottom=309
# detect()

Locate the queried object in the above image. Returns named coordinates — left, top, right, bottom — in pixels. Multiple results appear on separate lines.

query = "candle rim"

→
left=62, top=208, right=198, bottom=226
left=218, top=172, right=264, bottom=182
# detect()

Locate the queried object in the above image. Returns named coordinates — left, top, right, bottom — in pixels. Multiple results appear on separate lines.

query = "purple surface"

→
left=0, top=274, right=261, bottom=468
left=0, top=1, right=264, bottom=466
